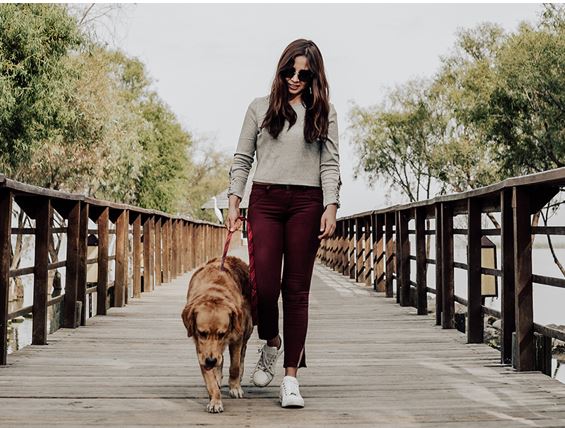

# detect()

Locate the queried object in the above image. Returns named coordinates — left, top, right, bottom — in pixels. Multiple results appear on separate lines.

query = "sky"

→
left=93, top=3, right=543, bottom=217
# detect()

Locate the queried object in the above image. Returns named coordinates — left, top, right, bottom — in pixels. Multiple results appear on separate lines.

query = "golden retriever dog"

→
left=181, top=255, right=253, bottom=413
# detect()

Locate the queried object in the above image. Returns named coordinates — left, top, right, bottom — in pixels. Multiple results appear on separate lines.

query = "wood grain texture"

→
left=2, top=244, right=565, bottom=426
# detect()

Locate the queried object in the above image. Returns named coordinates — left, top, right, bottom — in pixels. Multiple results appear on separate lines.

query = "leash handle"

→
left=220, top=215, right=246, bottom=271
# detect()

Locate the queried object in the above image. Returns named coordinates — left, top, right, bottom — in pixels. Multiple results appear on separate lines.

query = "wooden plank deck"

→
left=2, top=244, right=565, bottom=427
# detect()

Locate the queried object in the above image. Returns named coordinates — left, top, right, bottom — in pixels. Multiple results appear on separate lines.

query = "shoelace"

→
left=282, top=379, right=300, bottom=397
left=255, top=345, right=279, bottom=376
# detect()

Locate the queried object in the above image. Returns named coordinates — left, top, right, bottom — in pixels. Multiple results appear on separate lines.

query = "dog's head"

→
left=181, top=294, right=243, bottom=371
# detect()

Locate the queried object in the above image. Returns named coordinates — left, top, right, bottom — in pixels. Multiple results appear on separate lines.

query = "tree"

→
left=484, top=12, right=565, bottom=176
left=350, top=79, right=443, bottom=203
left=0, top=4, right=82, bottom=174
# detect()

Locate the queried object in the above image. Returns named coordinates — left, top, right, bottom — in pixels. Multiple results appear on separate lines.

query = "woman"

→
left=226, top=38, right=341, bottom=409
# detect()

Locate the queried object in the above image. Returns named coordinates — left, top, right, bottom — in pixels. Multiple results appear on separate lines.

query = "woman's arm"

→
left=227, top=98, right=258, bottom=231
left=318, top=102, right=341, bottom=239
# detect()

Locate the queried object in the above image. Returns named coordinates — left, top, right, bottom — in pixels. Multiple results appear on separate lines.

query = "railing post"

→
left=115, top=209, right=128, bottom=307
left=384, top=212, right=394, bottom=298
left=185, top=222, right=192, bottom=271
left=132, top=213, right=142, bottom=298
left=178, top=219, right=184, bottom=273
left=185, top=221, right=190, bottom=272
left=162, top=218, right=170, bottom=283
left=513, top=186, right=534, bottom=371
left=441, top=202, right=454, bottom=329
left=335, top=221, right=343, bottom=272
left=169, top=218, right=175, bottom=274
left=143, top=216, right=153, bottom=291
left=374, top=214, right=385, bottom=292
left=415, top=207, right=427, bottom=315
left=180, top=220, right=186, bottom=273
left=32, top=198, right=51, bottom=345
left=149, top=216, right=155, bottom=289
left=332, top=222, right=340, bottom=271
left=467, top=198, right=483, bottom=343
left=355, top=218, right=364, bottom=282
left=0, top=189, right=12, bottom=365
left=155, top=217, right=162, bottom=286
left=364, top=216, right=372, bottom=288
left=63, top=201, right=80, bottom=327
left=435, top=203, right=443, bottom=326
left=78, top=202, right=88, bottom=325
left=189, top=222, right=195, bottom=271
left=395, top=211, right=401, bottom=304
left=341, top=220, right=349, bottom=276
left=97, top=208, right=109, bottom=313
left=204, top=223, right=208, bottom=266
left=177, top=220, right=183, bottom=272
left=348, top=219, right=355, bottom=280
left=500, top=189, right=515, bottom=364
left=399, top=210, right=410, bottom=307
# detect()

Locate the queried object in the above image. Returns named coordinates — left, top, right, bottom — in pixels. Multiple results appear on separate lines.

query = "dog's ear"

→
left=181, top=302, right=196, bottom=337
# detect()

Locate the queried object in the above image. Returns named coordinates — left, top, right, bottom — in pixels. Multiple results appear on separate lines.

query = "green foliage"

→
left=350, top=79, right=443, bottom=202
left=352, top=4, right=564, bottom=201
left=0, top=4, right=82, bottom=172
left=485, top=16, right=565, bottom=175
left=0, top=4, right=227, bottom=220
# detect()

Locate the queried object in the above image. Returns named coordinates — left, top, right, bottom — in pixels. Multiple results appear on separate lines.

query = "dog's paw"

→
left=229, top=385, right=244, bottom=398
left=206, top=399, right=224, bottom=413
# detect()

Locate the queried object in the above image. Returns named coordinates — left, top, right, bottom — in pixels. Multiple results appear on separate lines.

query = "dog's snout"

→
left=205, top=357, right=217, bottom=367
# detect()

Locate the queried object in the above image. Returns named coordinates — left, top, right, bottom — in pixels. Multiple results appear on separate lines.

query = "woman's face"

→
left=285, top=55, right=309, bottom=97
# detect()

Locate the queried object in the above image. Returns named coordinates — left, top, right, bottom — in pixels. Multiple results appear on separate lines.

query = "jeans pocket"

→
left=307, top=188, right=324, bottom=204
left=249, top=186, right=268, bottom=206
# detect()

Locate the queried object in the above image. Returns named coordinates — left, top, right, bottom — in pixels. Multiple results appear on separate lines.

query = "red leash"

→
left=220, top=215, right=246, bottom=271
left=220, top=215, right=258, bottom=326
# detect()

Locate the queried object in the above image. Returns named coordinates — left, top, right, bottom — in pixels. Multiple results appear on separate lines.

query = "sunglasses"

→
left=280, top=66, right=314, bottom=83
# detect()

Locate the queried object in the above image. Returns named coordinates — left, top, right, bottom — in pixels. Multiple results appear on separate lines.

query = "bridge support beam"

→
left=441, top=202, right=454, bottom=329
left=467, top=198, right=483, bottom=343
left=77, top=202, right=89, bottom=326
left=155, top=217, right=162, bottom=286
left=96, top=208, right=109, bottom=313
left=385, top=212, right=394, bottom=298
left=398, top=210, right=410, bottom=307
left=500, top=189, right=515, bottom=364
left=0, top=189, right=12, bottom=365
left=132, top=213, right=142, bottom=298
left=513, top=186, right=534, bottom=371
left=364, top=216, right=372, bottom=288
left=374, top=214, right=385, bottom=292
left=435, top=203, right=442, bottom=326
left=115, top=209, right=128, bottom=307
left=355, top=218, right=364, bottom=283
left=63, top=201, right=80, bottom=327
left=32, top=198, right=51, bottom=345
left=415, top=207, right=427, bottom=315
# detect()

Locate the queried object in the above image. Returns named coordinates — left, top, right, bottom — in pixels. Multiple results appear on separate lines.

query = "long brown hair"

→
left=261, top=39, right=331, bottom=144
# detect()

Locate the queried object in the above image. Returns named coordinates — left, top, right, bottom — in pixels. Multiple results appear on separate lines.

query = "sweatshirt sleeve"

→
left=227, top=98, right=258, bottom=200
left=320, top=102, right=342, bottom=209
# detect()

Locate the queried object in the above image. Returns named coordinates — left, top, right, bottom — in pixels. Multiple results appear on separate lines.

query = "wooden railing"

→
left=0, top=175, right=232, bottom=365
left=317, top=167, right=565, bottom=375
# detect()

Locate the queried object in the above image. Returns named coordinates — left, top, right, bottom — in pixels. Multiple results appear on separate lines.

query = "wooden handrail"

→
left=318, top=166, right=565, bottom=376
left=0, top=176, right=231, bottom=365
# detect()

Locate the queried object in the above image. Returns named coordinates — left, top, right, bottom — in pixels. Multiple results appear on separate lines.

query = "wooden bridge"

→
left=1, top=168, right=565, bottom=426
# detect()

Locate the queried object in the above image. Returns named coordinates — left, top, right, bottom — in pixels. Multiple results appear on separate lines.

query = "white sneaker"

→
left=250, top=342, right=283, bottom=387
left=279, top=375, right=304, bottom=408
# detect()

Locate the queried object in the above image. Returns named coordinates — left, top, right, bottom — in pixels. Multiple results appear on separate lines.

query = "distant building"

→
left=201, top=165, right=255, bottom=238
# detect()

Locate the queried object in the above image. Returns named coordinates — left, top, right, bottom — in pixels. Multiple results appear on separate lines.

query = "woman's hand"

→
left=318, top=204, right=337, bottom=240
left=227, top=195, right=243, bottom=232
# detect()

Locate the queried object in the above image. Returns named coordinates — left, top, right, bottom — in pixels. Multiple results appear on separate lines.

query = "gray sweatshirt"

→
left=227, top=95, right=342, bottom=208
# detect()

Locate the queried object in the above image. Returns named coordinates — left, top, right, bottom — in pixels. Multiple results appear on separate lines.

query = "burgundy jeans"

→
left=246, top=182, right=324, bottom=368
